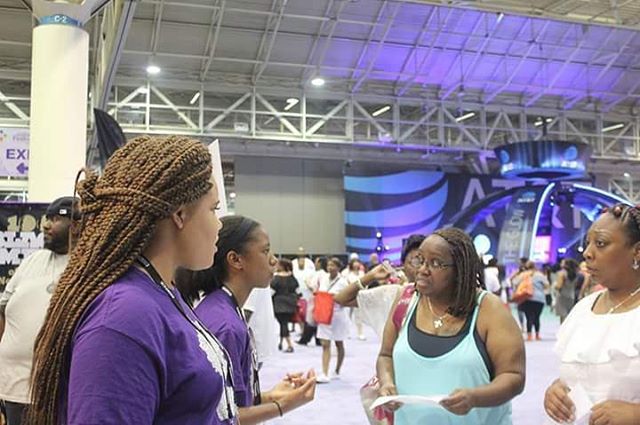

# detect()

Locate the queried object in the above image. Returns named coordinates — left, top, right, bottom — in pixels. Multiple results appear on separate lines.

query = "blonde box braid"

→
left=433, top=227, right=485, bottom=318
left=26, top=135, right=213, bottom=425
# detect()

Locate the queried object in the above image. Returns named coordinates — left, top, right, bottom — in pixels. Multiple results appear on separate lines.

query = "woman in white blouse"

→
left=334, top=235, right=425, bottom=338
left=544, top=204, right=640, bottom=425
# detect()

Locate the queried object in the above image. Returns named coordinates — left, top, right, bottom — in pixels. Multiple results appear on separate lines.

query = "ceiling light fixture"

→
left=534, top=117, right=553, bottom=127
left=146, top=65, right=161, bottom=75
left=284, top=98, right=299, bottom=111
left=455, top=112, right=475, bottom=122
left=624, top=172, right=631, bottom=179
left=602, top=123, right=625, bottom=133
left=311, top=77, right=325, bottom=87
left=189, top=92, right=201, bottom=105
left=372, top=105, right=391, bottom=117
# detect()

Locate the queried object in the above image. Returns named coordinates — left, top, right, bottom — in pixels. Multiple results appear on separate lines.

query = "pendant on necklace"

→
left=433, top=318, right=444, bottom=329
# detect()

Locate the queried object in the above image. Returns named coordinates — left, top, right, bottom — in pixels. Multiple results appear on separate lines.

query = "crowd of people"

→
left=0, top=135, right=638, bottom=424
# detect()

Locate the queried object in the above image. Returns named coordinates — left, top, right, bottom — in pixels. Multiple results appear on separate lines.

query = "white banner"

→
left=0, top=128, right=30, bottom=177
left=208, top=139, right=228, bottom=216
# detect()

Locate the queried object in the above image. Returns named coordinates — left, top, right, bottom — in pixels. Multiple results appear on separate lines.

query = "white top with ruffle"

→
left=554, top=291, right=640, bottom=405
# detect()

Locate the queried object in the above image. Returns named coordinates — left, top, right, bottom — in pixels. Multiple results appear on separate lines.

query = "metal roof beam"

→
left=250, top=0, right=282, bottom=82
left=352, top=2, right=400, bottom=93
left=149, top=0, right=165, bottom=55
left=605, top=77, right=640, bottom=112
left=199, top=0, right=225, bottom=81
left=397, top=7, right=454, bottom=96
left=304, top=0, right=347, bottom=85
left=0, top=89, right=28, bottom=120
left=524, top=24, right=594, bottom=107
left=112, top=75, right=640, bottom=119
left=253, top=0, right=288, bottom=84
left=484, top=17, right=530, bottom=91
left=300, top=0, right=335, bottom=81
left=564, top=29, right=637, bottom=109
left=205, top=92, right=251, bottom=130
left=255, top=93, right=300, bottom=135
left=0, top=70, right=31, bottom=81
left=349, top=1, right=389, bottom=83
left=442, top=12, right=505, bottom=100
left=150, top=85, right=198, bottom=129
left=393, top=8, right=436, bottom=93
left=115, top=55, right=640, bottom=102
left=436, top=12, right=485, bottom=99
left=117, top=15, right=640, bottom=60
left=405, top=0, right=640, bottom=29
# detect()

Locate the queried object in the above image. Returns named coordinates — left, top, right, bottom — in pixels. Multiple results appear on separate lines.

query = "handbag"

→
left=360, top=376, right=393, bottom=425
left=312, top=276, right=341, bottom=325
left=312, top=291, right=335, bottom=325
left=292, top=298, right=307, bottom=323
left=512, top=272, right=534, bottom=304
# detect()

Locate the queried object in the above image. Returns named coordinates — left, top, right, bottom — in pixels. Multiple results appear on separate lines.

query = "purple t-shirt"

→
left=195, top=289, right=255, bottom=407
left=64, top=267, right=237, bottom=425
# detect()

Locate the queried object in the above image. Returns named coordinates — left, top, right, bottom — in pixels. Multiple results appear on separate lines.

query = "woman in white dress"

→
left=316, top=257, right=350, bottom=383
left=544, top=204, right=640, bottom=425
left=334, top=235, right=424, bottom=338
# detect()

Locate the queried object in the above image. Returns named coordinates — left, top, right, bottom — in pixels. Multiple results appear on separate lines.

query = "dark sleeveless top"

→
left=407, top=302, right=494, bottom=379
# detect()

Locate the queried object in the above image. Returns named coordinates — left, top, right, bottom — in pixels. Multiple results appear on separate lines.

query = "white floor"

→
left=260, top=307, right=560, bottom=424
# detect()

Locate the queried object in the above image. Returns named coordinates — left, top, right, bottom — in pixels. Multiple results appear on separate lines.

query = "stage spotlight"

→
left=376, top=232, right=382, bottom=239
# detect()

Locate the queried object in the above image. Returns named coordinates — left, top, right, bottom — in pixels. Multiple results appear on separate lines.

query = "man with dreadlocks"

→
left=545, top=204, right=640, bottom=425
left=0, top=197, right=77, bottom=425
left=26, top=136, right=237, bottom=425
left=376, top=227, right=525, bottom=424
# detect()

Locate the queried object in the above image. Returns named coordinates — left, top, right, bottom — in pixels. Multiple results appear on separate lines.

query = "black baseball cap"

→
left=46, top=196, right=80, bottom=219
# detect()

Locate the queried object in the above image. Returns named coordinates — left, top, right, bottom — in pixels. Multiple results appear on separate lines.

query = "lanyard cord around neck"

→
left=135, top=255, right=237, bottom=419
left=220, top=285, right=262, bottom=405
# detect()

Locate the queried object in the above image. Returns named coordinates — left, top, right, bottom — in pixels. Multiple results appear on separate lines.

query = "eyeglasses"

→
left=409, top=255, right=455, bottom=271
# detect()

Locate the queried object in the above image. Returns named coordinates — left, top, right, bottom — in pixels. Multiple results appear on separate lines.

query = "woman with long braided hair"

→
left=545, top=204, right=640, bottom=424
left=26, top=136, right=237, bottom=425
left=376, top=227, right=525, bottom=424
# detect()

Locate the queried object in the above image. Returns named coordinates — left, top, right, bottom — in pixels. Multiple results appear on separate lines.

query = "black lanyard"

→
left=135, top=256, right=237, bottom=420
left=220, top=286, right=262, bottom=406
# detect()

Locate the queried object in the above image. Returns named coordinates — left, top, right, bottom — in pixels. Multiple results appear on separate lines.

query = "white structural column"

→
left=28, top=1, right=94, bottom=202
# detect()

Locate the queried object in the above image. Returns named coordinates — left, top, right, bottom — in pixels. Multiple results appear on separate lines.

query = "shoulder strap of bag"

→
left=392, top=285, right=416, bottom=330
left=327, top=276, right=341, bottom=292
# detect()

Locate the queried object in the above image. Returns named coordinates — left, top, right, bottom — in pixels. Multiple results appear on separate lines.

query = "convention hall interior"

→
left=1, top=1, right=640, bottom=424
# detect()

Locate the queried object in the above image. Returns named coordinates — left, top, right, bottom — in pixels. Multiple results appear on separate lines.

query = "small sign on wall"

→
left=0, top=202, right=47, bottom=291
left=0, top=128, right=29, bottom=178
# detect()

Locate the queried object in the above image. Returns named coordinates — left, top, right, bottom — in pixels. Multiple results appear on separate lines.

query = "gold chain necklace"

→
left=607, top=285, right=640, bottom=314
left=427, top=297, right=449, bottom=329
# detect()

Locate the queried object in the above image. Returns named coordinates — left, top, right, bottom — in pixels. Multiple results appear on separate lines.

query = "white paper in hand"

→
left=568, top=384, right=593, bottom=425
left=370, top=395, right=446, bottom=410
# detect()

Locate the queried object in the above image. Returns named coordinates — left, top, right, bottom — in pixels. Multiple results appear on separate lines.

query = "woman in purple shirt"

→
left=27, top=136, right=237, bottom=425
left=177, top=215, right=317, bottom=425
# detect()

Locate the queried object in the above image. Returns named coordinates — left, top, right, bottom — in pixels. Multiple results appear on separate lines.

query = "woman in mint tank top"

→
left=376, top=228, right=526, bottom=424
